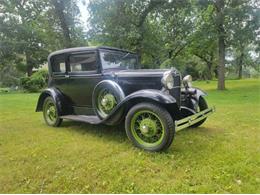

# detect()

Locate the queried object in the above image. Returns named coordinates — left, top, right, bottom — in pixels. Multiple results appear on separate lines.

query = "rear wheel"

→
left=125, top=103, right=174, bottom=152
left=93, top=81, right=124, bottom=120
left=43, top=97, right=62, bottom=127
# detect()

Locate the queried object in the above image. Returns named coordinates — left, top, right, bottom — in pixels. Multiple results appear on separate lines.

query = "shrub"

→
left=20, top=69, right=48, bottom=92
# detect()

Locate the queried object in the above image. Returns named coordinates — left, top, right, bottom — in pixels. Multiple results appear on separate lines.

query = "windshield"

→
left=100, top=50, right=138, bottom=70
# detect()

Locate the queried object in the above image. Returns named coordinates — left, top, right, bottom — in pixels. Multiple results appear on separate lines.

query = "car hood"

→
left=103, top=68, right=181, bottom=97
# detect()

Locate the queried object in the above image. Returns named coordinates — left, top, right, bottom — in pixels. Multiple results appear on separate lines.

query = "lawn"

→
left=0, top=79, right=259, bottom=193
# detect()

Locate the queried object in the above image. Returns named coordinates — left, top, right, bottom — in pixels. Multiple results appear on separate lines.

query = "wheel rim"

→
left=44, top=101, right=57, bottom=125
left=130, top=110, right=165, bottom=147
left=97, top=89, right=117, bottom=118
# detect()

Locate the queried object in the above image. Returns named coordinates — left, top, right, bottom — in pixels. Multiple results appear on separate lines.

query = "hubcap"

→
left=139, top=118, right=157, bottom=137
left=101, top=93, right=116, bottom=111
left=98, top=89, right=117, bottom=118
left=44, top=101, right=57, bottom=124
left=130, top=110, right=165, bottom=147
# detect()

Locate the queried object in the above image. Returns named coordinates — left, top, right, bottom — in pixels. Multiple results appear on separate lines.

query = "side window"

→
left=51, top=55, right=66, bottom=74
left=69, top=52, right=97, bottom=73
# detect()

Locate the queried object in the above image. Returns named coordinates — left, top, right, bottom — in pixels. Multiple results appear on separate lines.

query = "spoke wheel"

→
left=131, top=110, right=165, bottom=147
left=43, top=97, right=62, bottom=127
left=97, top=89, right=118, bottom=118
left=93, top=80, right=125, bottom=121
left=125, top=103, right=175, bottom=152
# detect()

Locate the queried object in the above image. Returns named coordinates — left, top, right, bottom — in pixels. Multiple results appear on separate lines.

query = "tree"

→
left=0, top=0, right=87, bottom=79
left=213, top=0, right=226, bottom=89
left=196, top=0, right=259, bottom=89
left=47, top=0, right=87, bottom=48
left=228, top=0, right=260, bottom=79
left=88, top=0, right=167, bottom=61
left=0, top=0, right=49, bottom=76
left=188, top=4, right=218, bottom=80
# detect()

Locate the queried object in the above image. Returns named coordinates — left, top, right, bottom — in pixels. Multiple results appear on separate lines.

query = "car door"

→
left=49, top=54, right=70, bottom=97
left=66, top=51, right=102, bottom=109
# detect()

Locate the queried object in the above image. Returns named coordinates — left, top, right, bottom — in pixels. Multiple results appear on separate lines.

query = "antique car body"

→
left=36, top=46, right=215, bottom=151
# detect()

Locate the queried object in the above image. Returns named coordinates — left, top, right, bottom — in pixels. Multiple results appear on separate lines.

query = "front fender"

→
left=122, top=89, right=176, bottom=104
left=102, top=89, right=178, bottom=125
left=192, top=87, right=207, bottom=101
left=35, top=88, right=67, bottom=115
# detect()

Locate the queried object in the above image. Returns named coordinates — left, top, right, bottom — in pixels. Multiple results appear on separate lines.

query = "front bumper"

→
left=175, top=107, right=215, bottom=132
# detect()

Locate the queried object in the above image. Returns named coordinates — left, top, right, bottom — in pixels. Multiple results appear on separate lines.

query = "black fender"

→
left=184, top=87, right=207, bottom=112
left=193, top=87, right=207, bottom=101
left=101, top=89, right=179, bottom=125
left=35, top=88, right=69, bottom=116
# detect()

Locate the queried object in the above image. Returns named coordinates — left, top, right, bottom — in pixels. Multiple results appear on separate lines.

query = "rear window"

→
left=51, top=55, right=66, bottom=73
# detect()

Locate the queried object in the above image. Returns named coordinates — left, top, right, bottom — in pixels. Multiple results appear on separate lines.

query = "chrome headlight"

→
left=183, top=75, right=192, bottom=88
left=161, top=70, right=174, bottom=89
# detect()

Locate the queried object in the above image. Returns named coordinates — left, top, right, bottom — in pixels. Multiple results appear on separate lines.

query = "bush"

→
left=20, top=69, right=48, bottom=92
left=0, top=88, right=10, bottom=93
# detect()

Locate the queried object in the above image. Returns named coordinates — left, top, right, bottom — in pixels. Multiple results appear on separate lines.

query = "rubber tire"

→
left=191, top=97, right=208, bottom=128
left=43, top=97, right=62, bottom=127
left=125, top=103, right=175, bottom=152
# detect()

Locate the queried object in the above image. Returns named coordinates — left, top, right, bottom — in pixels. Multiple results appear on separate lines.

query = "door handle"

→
left=65, top=75, right=70, bottom=78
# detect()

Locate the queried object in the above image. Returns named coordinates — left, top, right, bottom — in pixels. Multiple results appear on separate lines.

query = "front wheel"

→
left=43, top=97, right=62, bottom=127
left=191, top=97, right=208, bottom=128
left=125, top=103, right=175, bottom=152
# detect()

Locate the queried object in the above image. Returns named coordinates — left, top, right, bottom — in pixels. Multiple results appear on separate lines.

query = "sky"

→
left=78, top=0, right=90, bottom=31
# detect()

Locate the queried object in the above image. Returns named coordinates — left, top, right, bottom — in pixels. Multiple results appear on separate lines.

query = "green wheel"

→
left=93, top=81, right=125, bottom=120
left=43, top=97, right=62, bottom=127
left=97, top=88, right=118, bottom=118
left=125, top=103, right=174, bottom=152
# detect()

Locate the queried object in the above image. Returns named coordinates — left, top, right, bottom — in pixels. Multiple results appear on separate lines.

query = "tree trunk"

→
left=52, top=0, right=72, bottom=48
left=27, top=66, right=33, bottom=77
left=238, top=52, right=244, bottom=79
left=207, top=62, right=213, bottom=80
left=25, top=52, right=33, bottom=76
left=218, top=33, right=225, bottom=90
left=215, top=0, right=225, bottom=90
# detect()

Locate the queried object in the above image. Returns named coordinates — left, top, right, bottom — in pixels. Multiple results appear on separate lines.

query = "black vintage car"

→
left=36, top=46, right=214, bottom=151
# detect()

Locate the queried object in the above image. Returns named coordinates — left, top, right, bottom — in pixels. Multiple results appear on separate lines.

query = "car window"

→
left=100, top=50, right=138, bottom=70
left=69, top=52, right=97, bottom=72
left=51, top=55, right=66, bottom=73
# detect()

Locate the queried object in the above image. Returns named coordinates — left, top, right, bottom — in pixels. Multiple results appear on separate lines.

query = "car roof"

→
left=47, top=46, right=135, bottom=61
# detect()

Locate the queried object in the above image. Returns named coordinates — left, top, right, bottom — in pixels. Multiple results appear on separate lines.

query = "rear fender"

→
left=35, top=88, right=68, bottom=115
left=102, top=89, right=179, bottom=125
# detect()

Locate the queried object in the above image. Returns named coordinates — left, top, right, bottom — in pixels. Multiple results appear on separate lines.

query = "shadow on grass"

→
left=59, top=119, right=220, bottom=155
left=60, top=120, right=128, bottom=143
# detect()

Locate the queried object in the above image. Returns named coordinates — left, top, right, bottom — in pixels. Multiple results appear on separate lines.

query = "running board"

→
left=60, top=115, right=102, bottom=124
left=175, top=107, right=215, bottom=132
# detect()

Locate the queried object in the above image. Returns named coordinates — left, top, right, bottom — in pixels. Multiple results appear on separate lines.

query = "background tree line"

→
left=0, top=0, right=259, bottom=91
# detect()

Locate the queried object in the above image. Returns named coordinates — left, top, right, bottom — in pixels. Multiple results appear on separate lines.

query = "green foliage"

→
left=0, top=0, right=86, bottom=78
left=87, top=0, right=259, bottom=84
left=0, top=88, right=10, bottom=93
left=0, top=0, right=259, bottom=89
left=20, top=69, right=48, bottom=92
left=0, top=79, right=259, bottom=193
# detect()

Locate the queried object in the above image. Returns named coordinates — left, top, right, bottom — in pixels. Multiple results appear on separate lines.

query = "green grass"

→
left=0, top=79, right=259, bottom=193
